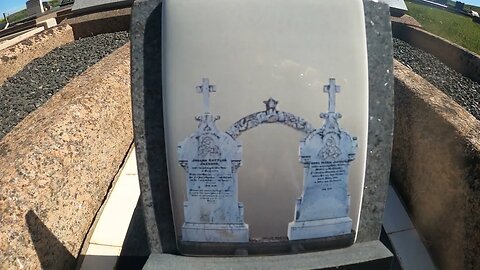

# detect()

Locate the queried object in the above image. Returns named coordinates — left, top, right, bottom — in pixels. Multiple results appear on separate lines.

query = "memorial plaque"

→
left=178, top=78, right=249, bottom=242
left=288, top=78, right=357, bottom=240
left=163, top=0, right=369, bottom=241
left=132, top=0, right=395, bottom=263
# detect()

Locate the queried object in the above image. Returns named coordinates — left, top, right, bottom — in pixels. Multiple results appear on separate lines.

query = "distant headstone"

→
left=71, top=0, right=133, bottom=12
left=178, top=78, right=249, bottom=242
left=455, top=1, right=465, bottom=10
left=26, top=0, right=45, bottom=17
left=59, top=0, right=75, bottom=7
left=374, top=0, right=408, bottom=16
left=288, top=79, right=357, bottom=240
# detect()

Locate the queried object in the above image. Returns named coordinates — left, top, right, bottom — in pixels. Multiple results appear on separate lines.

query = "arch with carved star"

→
left=226, top=98, right=315, bottom=139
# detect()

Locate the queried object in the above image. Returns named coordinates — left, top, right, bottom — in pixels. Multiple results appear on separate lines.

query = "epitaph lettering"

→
left=288, top=78, right=357, bottom=240
left=178, top=78, right=249, bottom=242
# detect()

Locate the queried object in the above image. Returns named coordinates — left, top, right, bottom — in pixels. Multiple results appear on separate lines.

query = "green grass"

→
left=7, top=9, right=28, bottom=24
left=48, top=0, right=61, bottom=8
left=405, top=1, right=480, bottom=55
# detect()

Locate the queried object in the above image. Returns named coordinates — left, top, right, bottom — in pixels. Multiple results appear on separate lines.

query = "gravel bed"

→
left=393, top=38, right=480, bottom=120
left=0, top=31, right=129, bottom=140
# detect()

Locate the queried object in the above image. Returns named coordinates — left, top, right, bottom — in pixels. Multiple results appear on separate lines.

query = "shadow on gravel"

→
left=26, top=209, right=149, bottom=270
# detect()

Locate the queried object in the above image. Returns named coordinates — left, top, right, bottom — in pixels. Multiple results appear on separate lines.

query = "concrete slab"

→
left=89, top=172, right=140, bottom=246
left=383, top=186, right=414, bottom=234
left=80, top=244, right=121, bottom=270
left=0, top=27, right=45, bottom=51
left=389, top=230, right=436, bottom=270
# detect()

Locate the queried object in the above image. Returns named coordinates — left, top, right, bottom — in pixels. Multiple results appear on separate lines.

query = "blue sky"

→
left=0, top=0, right=27, bottom=14
left=2, top=0, right=480, bottom=14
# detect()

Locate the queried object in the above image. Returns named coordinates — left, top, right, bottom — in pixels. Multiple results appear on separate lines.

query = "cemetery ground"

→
left=0, top=1, right=479, bottom=269
left=405, top=0, right=480, bottom=55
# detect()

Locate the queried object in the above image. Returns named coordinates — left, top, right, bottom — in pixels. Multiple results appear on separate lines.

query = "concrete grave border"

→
left=392, top=59, right=480, bottom=270
left=131, top=0, right=394, bottom=257
left=0, top=24, right=74, bottom=86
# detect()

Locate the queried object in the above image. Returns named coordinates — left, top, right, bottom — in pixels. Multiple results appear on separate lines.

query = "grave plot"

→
left=393, top=38, right=480, bottom=120
left=0, top=31, right=129, bottom=139
left=391, top=23, right=480, bottom=269
left=0, top=8, right=134, bottom=268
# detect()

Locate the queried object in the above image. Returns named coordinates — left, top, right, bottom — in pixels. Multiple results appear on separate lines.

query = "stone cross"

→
left=196, top=78, right=216, bottom=113
left=323, top=78, right=340, bottom=113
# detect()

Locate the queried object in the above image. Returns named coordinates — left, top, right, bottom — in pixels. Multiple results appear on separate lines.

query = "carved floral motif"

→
left=226, top=98, right=315, bottom=139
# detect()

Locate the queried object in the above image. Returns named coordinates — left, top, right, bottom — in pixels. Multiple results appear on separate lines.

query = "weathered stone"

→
left=356, top=0, right=394, bottom=243
left=392, top=60, right=480, bottom=270
left=0, top=25, right=74, bottom=86
left=26, top=0, right=45, bottom=17
left=72, top=0, right=134, bottom=13
left=67, top=7, right=131, bottom=39
left=0, top=43, right=133, bottom=270
left=390, top=14, right=422, bottom=28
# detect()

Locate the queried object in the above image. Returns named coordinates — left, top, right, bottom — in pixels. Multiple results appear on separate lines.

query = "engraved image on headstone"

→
left=288, top=78, right=358, bottom=240
left=178, top=78, right=249, bottom=243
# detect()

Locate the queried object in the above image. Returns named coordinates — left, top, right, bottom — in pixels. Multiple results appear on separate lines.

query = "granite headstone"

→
left=26, top=0, right=44, bottom=16
left=132, top=0, right=395, bottom=267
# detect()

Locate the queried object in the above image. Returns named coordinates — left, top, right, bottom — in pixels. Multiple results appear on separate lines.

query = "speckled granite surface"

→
left=131, top=0, right=177, bottom=254
left=132, top=0, right=394, bottom=253
left=0, top=24, right=74, bottom=86
left=0, top=43, right=133, bottom=270
left=392, top=60, right=480, bottom=270
left=357, top=0, right=394, bottom=243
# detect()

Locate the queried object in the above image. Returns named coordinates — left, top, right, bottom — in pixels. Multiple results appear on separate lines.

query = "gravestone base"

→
left=288, top=217, right=352, bottom=241
left=182, top=223, right=249, bottom=243
left=179, top=233, right=355, bottom=256
left=143, top=240, right=392, bottom=270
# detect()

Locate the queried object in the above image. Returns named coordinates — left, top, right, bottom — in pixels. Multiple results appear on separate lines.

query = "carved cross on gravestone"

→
left=288, top=78, right=357, bottom=241
left=323, top=78, right=340, bottom=113
left=196, top=78, right=216, bottom=113
left=178, top=78, right=248, bottom=243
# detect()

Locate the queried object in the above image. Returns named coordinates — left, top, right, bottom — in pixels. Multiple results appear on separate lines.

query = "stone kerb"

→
left=67, top=7, right=132, bottom=39
left=0, top=24, right=74, bottom=86
left=392, top=60, right=480, bottom=270
left=0, top=44, right=133, bottom=270
left=392, top=21, right=480, bottom=84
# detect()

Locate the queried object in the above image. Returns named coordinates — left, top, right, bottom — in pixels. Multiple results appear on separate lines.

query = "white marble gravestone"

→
left=288, top=79, right=357, bottom=240
left=178, top=79, right=249, bottom=242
